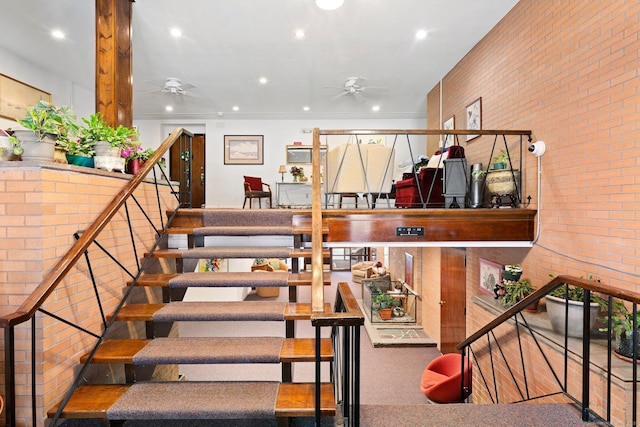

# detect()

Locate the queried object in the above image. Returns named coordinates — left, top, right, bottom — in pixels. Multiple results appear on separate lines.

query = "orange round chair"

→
left=420, top=353, right=472, bottom=403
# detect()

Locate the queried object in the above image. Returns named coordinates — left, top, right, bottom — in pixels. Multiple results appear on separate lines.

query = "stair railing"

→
left=0, top=128, right=192, bottom=427
left=458, top=274, right=640, bottom=425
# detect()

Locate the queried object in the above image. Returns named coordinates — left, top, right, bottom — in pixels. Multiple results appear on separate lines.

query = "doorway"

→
left=170, top=133, right=206, bottom=208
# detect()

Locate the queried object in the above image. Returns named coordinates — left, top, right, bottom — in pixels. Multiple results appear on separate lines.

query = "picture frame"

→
left=224, top=135, right=264, bottom=165
left=404, top=252, right=414, bottom=291
left=443, top=115, right=455, bottom=149
left=479, top=257, right=502, bottom=296
left=465, top=97, right=482, bottom=141
left=0, top=73, right=51, bottom=121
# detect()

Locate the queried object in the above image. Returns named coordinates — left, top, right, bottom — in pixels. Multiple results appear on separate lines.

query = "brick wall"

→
left=426, top=0, right=639, bottom=424
left=0, top=164, right=176, bottom=426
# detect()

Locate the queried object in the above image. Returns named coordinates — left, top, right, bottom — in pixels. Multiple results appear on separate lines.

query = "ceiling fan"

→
left=139, top=77, right=197, bottom=100
left=325, top=76, right=387, bottom=97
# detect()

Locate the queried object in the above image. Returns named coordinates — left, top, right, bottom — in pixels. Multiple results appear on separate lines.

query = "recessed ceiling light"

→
left=51, top=29, right=65, bottom=40
left=232, top=106, right=239, bottom=111
left=416, top=29, right=428, bottom=40
left=170, top=28, right=182, bottom=38
left=259, top=77, right=268, bottom=84
left=165, top=105, right=173, bottom=112
left=372, top=105, right=380, bottom=112
left=303, top=106, right=310, bottom=111
left=294, top=29, right=306, bottom=39
left=316, top=0, right=344, bottom=10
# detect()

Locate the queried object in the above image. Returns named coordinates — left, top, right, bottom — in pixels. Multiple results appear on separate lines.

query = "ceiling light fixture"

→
left=259, top=77, right=268, bottom=84
left=165, top=105, right=173, bottom=112
left=303, top=106, right=310, bottom=111
left=415, top=29, right=428, bottom=40
left=294, top=29, right=306, bottom=39
left=316, top=0, right=344, bottom=10
left=170, top=28, right=182, bottom=38
left=51, top=29, right=65, bottom=40
left=372, top=105, right=380, bottom=112
left=232, top=106, right=239, bottom=111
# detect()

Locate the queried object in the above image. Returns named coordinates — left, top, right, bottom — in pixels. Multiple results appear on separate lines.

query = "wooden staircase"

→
left=48, top=208, right=339, bottom=425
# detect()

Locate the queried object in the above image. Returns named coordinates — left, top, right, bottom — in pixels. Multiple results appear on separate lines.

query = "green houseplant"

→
left=492, top=149, right=510, bottom=170
left=601, top=300, right=640, bottom=360
left=500, top=279, right=536, bottom=310
left=373, top=292, right=396, bottom=320
left=502, top=264, right=523, bottom=281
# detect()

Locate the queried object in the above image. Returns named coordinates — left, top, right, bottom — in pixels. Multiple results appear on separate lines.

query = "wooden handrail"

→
left=312, top=283, right=364, bottom=327
left=457, top=274, right=640, bottom=350
left=318, top=129, right=532, bottom=136
left=0, top=128, right=191, bottom=328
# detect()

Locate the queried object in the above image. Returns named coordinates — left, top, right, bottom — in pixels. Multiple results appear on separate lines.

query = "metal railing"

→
left=458, top=275, right=640, bottom=425
left=1, top=128, right=192, bottom=426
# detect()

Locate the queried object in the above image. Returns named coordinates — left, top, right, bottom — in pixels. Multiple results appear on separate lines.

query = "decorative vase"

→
left=293, top=175, right=298, bottom=182
left=66, top=154, right=94, bottom=168
left=545, top=295, right=600, bottom=338
left=125, top=159, right=145, bottom=174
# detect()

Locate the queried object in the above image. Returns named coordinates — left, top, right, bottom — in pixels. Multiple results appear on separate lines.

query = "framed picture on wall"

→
left=224, top=135, right=264, bottom=165
left=479, top=257, right=501, bottom=296
left=443, top=115, right=455, bottom=149
left=405, top=253, right=414, bottom=290
left=465, top=97, right=482, bottom=141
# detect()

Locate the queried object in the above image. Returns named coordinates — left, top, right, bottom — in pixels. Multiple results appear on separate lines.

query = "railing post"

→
left=4, top=326, right=15, bottom=427
left=582, top=290, right=591, bottom=421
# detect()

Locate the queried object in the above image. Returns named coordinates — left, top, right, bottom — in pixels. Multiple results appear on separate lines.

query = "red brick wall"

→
left=427, top=0, right=640, bottom=424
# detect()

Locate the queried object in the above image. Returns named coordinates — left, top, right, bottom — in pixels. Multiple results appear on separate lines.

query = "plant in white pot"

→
left=13, top=101, right=78, bottom=162
left=546, top=282, right=606, bottom=338
left=81, top=113, right=137, bottom=171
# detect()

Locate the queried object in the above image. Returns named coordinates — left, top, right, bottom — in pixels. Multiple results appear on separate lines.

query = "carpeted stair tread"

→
left=107, top=381, right=279, bottom=420
left=193, top=226, right=293, bottom=236
left=108, top=303, right=164, bottom=321
left=152, top=301, right=289, bottom=322
left=150, top=246, right=293, bottom=259
left=47, top=384, right=131, bottom=419
left=169, top=272, right=289, bottom=288
left=276, top=383, right=336, bottom=417
left=133, top=337, right=284, bottom=364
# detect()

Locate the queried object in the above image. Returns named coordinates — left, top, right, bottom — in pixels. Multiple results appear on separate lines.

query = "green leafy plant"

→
left=373, top=292, right=396, bottom=310
left=492, top=149, right=510, bottom=168
left=80, top=113, right=137, bottom=150
left=549, top=283, right=607, bottom=310
left=500, top=279, right=534, bottom=308
left=18, top=101, right=79, bottom=142
left=600, top=300, right=640, bottom=339
left=56, top=136, right=95, bottom=157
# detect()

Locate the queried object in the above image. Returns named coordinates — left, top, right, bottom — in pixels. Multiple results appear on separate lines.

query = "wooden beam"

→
left=95, top=0, right=133, bottom=127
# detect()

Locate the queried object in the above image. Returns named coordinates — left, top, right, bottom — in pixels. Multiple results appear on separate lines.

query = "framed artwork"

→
left=405, top=253, right=414, bottom=290
left=443, top=115, right=455, bottom=149
left=479, top=258, right=502, bottom=296
left=0, top=74, right=51, bottom=121
left=465, top=97, right=482, bottom=141
left=224, top=135, right=264, bottom=165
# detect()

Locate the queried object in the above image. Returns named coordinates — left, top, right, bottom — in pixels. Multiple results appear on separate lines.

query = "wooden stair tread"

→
left=281, top=338, right=333, bottom=362
left=276, top=383, right=336, bottom=417
left=290, top=248, right=330, bottom=257
left=47, top=384, right=130, bottom=419
left=80, top=339, right=150, bottom=364
left=109, top=303, right=165, bottom=321
left=285, top=303, right=332, bottom=320
left=292, top=226, right=329, bottom=234
left=127, top=273, right=179, bottom=287
left=288, top=273, right=331, bottom=286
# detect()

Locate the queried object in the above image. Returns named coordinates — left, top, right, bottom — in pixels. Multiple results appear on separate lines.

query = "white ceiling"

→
left=0, top=0, right=518, bottom=121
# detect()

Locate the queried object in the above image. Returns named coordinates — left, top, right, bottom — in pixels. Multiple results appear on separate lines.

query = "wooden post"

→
left=95, top=0, right=133, bottom=127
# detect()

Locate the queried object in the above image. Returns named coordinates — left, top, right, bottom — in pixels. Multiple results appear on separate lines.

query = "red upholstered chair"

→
left=243, top=176, right=272, bottom=209
left=420, top=353, right=472, bottom=403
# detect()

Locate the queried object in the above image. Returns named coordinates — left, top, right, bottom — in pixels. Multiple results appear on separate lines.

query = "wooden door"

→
left=170, top=133, right=206, bottom=207
left=439, top=248, right=467, bottom=354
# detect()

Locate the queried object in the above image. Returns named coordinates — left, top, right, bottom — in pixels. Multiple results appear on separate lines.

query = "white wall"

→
left=0, top=45, right=94, bottom=130
left=133, top=118, right=428, bottom=208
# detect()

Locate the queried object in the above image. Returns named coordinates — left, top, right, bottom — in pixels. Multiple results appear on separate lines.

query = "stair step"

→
left=149, top=246, right=293, bottom=260
left=153, top=301, right=289, bottom=322
left=193, top=225, right=294, bottom=236
left=47, top=384, right=130, bottom=419
left=276, top=383, right=336, bottom=417
left=288, top=273, right=331, bottom=286
left=109, top=303, right=164, bottom=321
left=81, top=337, right=333, bottom=365
left=168, top=272, right=289, bottom=288
left=112, top=302, right=331, bottom=322
left=127, top=273, right=179, bottom=287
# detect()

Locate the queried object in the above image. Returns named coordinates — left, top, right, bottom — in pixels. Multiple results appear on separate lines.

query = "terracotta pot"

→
left=378, top=308, right=393, bottom=320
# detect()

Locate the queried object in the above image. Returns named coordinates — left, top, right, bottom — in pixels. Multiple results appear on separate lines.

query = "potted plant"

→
left=373, top=292, right=396, bottom=320
left=290, top=166, right=304, bottom=182
left=80, top=113, right=136, bottom=155
left=601, top=300, right=640, bottom=360
left=500, top=279, right=538, bottom=313
left=121, top=142, right=155, bottom=174
left=546, top=282, right=607, bottom=338
left=56, top=128, right=96, bottom=167
left=13, top=101, right=79, bottom=161
left=0, top=135, right=24, bottom=161
left=502, top=264, right=523, bottom=281
left=492, top=149, right=510, bottom=170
